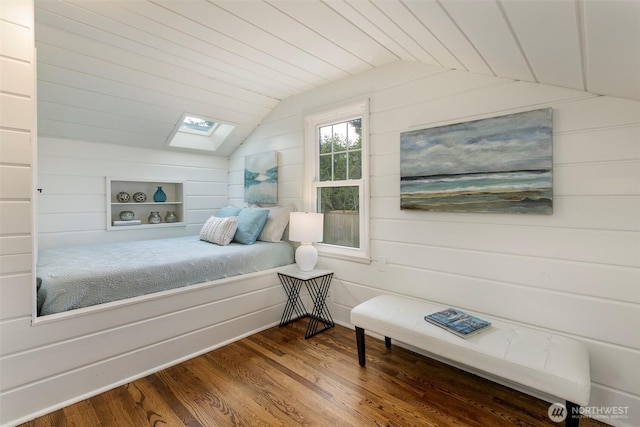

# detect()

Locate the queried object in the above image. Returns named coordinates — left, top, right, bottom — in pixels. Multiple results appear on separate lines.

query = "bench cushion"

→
left=350, top=294, right=590, bottom=406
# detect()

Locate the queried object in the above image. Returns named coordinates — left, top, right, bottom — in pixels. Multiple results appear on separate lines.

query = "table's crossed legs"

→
left=278, top=274, right=307, bottom=326
left=304, top=273, right=335, bottom=338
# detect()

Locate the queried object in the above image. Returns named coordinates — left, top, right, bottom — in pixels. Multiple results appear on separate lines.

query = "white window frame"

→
left=303, top=99, right=370, bottom=263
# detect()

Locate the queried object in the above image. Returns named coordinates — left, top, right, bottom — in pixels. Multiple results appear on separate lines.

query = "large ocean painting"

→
left=245, top=151, right=277, bottom=204
left=400, top=109, right=553, bottom=214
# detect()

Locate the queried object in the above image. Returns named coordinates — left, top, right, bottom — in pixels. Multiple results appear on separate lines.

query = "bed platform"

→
left=37, top=235, right=294, bottom=316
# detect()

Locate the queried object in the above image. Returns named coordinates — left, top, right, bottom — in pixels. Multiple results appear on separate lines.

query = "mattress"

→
left=37, top=235, right=294, bottom=316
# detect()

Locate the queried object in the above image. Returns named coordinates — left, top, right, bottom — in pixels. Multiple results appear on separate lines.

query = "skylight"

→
left=166, top=112, right=235, bottom=153
left=179, top=115, right=218, bottom=136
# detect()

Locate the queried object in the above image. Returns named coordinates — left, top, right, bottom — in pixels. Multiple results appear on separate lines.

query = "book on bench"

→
left=425, top=308, right=491, bottom=338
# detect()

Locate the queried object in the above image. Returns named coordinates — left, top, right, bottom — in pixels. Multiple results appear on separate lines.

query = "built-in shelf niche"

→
left=106, top=178, right=185, bottom=231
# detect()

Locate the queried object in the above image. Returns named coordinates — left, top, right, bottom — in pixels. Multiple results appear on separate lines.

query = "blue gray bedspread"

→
left=37, top=236, right=294, bottom=316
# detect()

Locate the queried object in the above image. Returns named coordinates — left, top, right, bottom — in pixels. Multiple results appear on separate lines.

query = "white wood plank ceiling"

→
left=34, top=0, right=640, bottom=155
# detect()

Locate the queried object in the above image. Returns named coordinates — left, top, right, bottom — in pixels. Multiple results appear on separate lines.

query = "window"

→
left=304, top=100, right=370, bottom=262
left=179, top=115, right=218, bottom=136
left=165, top=112, right=235, bottom=153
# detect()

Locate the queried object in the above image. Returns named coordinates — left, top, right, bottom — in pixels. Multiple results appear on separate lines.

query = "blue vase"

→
left=153, top=186, right=167, bottom=202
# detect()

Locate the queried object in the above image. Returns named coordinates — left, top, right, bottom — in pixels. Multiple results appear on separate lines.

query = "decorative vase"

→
left=119, top=211, right=135, bottom=221
left=133, top=192, right=147, bottom=203
left=116, top=192, right=130, bottom=202
left=153, top=186, right=167, bottom=202
left=148, top=211, right=161, bottom=224
left=165, top=211, right=177, bottom=223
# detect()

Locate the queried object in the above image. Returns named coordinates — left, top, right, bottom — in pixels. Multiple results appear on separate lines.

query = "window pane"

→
left=319, top=154, right=332, bottom=181
left=332, top=122, right=347, bottom=152
left=347, top=119, right=361, bottom=148
left=319, top=126, right=332, bottom=154
left=333, top=152, right=347, bottom=180
left=318, top=186, right=360, bottom=248
left=348, top=151, right=361, bottom=179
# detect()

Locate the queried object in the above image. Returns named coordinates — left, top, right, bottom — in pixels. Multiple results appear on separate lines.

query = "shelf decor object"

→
left=148, top=211, right=161, bottom=224
left=288, top=212, right=324, bottom=271
left=153, top=186, right=167, bottom=202
left=165, top=211, right=177, bottom=223
left=116, top=192, right=130, bottom=202
left=133, top=192, right=147, bottom=202
left=119, top=211, right=134, bottom=221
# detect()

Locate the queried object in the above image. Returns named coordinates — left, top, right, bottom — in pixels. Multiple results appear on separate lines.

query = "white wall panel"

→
left=554, top=126, right=640, bottom=164
left=371, top=240, right=639, bottom=303
left=0, top=201, right=31, bottom=234
left=0, top=253, right=31, bottom=275
left=0, top=274, right=32, bottom=319
left=0, top=236, right=31, bottom=255
left=0, top=94, right=33, bottom=130
left=0, top=57, right=32, bottom=96
left=0, top=165, right=31, bottom=198
left=0, top=19, right=31, bottom=61
left=0, top=4, right=36, bottom=424
left=0, top=130, right=31, bottom=165
left=555, top=161, right=640, bottom=196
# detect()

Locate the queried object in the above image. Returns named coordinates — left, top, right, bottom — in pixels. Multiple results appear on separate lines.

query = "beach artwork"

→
left=400, top=109, right=553, bottom=214
left=244, top=151, right=277, bottom=204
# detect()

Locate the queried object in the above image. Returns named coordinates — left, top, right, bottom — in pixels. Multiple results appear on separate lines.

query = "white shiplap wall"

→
left=230, top=61, right=640, bottom=427
left=0, top=0, right=35, bottom=336
left=37, top=137, right=229, bottom=249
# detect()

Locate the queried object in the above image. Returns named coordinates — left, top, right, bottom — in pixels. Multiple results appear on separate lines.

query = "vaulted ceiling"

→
left=35, top=0, right=640, bottom=156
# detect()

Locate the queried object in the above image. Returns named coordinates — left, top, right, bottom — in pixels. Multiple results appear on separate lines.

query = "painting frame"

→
left=400, top=108, right=553, bottom=214
left=244, top=151, right=278, bottom=204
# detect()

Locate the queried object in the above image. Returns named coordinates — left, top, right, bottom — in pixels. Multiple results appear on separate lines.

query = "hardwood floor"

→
left=19, top=322, right=606, bottom=427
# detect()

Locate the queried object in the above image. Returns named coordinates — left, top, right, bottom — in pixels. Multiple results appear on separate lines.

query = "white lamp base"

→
left=295, top=243, right=318, bottom=271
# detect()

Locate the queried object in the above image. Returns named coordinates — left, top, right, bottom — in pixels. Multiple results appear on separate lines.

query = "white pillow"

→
left=200, top=216, right=239, bottom=246
left=257, top=204, right=296, bottom=242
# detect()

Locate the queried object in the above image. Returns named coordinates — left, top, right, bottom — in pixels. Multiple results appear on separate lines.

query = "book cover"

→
left=425, top=308, right=491, bottom=338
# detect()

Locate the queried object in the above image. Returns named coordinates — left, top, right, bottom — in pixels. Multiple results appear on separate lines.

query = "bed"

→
left=37, top=235, right=294, bottom=316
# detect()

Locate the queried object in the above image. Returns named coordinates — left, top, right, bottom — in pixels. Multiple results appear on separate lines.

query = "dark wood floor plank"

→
left=124, top=377, right=190, bottom=427
left=61, top=399, right=101, bottom=427
left=17, top=323, right=607, bottom=427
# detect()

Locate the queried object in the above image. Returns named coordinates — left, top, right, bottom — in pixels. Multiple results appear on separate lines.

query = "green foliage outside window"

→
left=318, top=118, right=362, bottom=212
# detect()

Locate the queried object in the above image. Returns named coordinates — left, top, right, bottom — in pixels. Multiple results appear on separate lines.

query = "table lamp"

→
left=288, top=212, right=324, bottom=271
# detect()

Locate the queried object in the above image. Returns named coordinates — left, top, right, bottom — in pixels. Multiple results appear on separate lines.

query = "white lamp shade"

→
left=288, top=212, right=323, bottom=243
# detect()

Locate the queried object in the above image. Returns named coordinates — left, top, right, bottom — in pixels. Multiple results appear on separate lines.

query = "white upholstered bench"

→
left=350, top=295, right=591, bottom=426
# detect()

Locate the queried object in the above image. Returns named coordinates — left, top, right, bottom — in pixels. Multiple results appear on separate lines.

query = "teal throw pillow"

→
left=234, top=208, right=269, bottom=245
left=216, top=206, right=242, bottom=218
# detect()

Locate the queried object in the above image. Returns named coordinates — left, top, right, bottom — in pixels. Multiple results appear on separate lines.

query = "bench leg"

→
left=355, top=327, right=366, bottom=367
left=566, top=401, right=580, bottom=427
left=385, top=336, right=391, bottom=348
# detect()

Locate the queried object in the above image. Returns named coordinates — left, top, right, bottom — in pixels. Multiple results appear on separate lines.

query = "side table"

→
left=278, top=267, right=335, bottom=339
